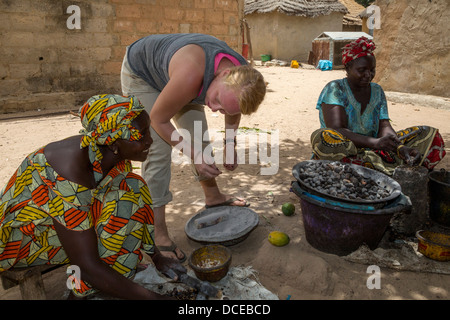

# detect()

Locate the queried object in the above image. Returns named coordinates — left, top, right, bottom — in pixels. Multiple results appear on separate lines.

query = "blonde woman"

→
left=121, top=33, right=266, bottom=262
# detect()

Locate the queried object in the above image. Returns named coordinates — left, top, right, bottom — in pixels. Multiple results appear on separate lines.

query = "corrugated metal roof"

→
left=314, top=31, right=372, bottom=41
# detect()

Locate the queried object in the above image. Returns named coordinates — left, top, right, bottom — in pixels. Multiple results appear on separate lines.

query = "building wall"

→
left=245, top=11, right=344, bottom=62
left=343, top=24, right=362, bottom=32
left=373, top=0, right=450, bottom=98
left=0, top=0, right=244, bottom=115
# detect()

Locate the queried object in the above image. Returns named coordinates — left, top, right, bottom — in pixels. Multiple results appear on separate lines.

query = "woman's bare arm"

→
left=322, top=104, right=400, bottom=151
left=53, top=220, right=170, bottom=300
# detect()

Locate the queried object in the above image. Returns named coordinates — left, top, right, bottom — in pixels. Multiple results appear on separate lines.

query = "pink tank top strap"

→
left=198, top=53, right=242, bottom=97
left=214, top=53, right=241, bottom=70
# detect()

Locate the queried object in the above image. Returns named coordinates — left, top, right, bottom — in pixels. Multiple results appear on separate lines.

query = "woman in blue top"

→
left=311, top=37, right=445, bottom=176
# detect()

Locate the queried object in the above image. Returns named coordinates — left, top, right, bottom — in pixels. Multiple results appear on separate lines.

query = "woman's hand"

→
left=53, top=220, right=170, bottom=299
left=397, top=145, right=422, bottom=165
left=374, top=134, right=400, bottom=152
left=193, top=150, right=222, bottom=179
left=152, top=252, right=187, bottom=281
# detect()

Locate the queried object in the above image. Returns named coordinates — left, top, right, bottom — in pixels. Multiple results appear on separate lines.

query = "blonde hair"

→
left=223, top=65, right=266, bottom=115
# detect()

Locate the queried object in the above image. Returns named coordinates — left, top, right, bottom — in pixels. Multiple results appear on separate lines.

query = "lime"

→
left=282, top=202, right=295, bottom=216
left=268, top=231, right=290, bottom=247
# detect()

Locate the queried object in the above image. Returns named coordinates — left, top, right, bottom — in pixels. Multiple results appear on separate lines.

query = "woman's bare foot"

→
left=153, top=205, right=186, bottom=262
left=205, top=195, right=249, bottom=208
left=156, top=238, right=186, bottom=262
left=199, top=178, right=248, bottom=208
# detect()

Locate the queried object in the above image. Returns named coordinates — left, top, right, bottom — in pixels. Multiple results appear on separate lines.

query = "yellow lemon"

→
left=268, top=231, right=290, bottom=247
left=282, top=202, right=295, bottom=216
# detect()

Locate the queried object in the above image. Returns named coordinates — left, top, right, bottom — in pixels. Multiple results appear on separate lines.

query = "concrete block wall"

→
left=0, top=0, right=244, bottom=116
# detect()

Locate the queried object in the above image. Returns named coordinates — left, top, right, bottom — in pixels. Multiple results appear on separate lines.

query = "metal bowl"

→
left=416, top=230, right=450, bottom=262
left=188, top=245, right=232, bottom=282
left=292, top=160, right=402, bottom=209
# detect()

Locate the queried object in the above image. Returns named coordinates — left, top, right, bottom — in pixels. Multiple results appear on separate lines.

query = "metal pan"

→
left=185, top=206, right=259, bottom=246
left=292, top=160, right=402, bottom=209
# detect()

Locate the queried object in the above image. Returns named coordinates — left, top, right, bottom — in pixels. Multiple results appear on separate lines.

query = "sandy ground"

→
left=0, top=65, right=449, bottom=301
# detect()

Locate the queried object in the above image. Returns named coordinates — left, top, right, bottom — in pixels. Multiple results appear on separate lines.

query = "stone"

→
left=392, top=165, right=429, bottom=235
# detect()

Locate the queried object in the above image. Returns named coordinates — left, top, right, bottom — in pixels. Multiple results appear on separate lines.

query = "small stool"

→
left=1, top=264, right=65, bottom=300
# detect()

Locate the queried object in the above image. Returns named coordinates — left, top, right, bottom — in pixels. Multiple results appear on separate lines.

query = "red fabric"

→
left=422, top=130, right=446, bottom=169
left=342, top=36, right=376, bottom=66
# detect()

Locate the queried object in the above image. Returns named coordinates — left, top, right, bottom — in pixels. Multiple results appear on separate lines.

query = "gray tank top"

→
left=126, top=33, right=248, bottom=104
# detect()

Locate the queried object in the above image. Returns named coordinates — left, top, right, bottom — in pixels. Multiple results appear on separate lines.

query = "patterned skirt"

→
left=310, top=126, right=446, bottom=176
left=0, top=148, right=155, bottom=297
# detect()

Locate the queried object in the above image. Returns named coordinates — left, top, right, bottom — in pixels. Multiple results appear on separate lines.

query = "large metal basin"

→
left=292, top=181, right=410, bottom=256
left=292, top=160, right=402, bottom=209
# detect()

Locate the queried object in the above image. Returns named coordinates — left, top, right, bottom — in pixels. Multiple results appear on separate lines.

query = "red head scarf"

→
left=342, top=36, right=376, bottom=66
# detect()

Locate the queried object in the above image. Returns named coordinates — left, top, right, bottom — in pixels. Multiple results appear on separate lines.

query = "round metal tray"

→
left=185, top=206, right=259, bottom=246
left=292, top=160, right=402, bottom=209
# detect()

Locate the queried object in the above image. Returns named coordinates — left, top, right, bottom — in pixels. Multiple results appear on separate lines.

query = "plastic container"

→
left=189, top=245, right=232, bottom=282
left=428, top=169, right=450, bottom=227
left=416, top=230, right=450, bottom=262
left=261, top=54, right=271, bottom=62
left=317, top=59, right=332, bottom=71
left=292, top=181, right=410, bottom=256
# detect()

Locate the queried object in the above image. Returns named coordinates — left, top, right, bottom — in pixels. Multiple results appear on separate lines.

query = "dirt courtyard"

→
left=0, top=65, right=449, bottom=300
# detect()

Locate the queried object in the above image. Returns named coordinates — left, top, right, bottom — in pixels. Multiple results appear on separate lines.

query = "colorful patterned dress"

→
left=311, top=79, right=446, bottom=175
left=0, top=147, right=155, bottom=297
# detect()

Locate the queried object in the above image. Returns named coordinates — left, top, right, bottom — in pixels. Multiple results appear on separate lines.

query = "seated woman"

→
left=0, top=94, right=185, bottom=299
left=311, top=37, right=446, bottom=176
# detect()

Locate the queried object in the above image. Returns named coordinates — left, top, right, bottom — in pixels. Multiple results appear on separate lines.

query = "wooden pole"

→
left=243, top=19, right=254, bottom=66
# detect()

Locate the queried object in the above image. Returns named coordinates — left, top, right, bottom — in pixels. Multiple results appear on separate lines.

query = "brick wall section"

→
left=0, top=0, right=244, bottom=116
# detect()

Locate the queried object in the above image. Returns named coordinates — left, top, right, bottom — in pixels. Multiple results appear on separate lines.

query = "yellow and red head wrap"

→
left=342, top=36, right=376, bottom=66
left=79, top=94, right=145, bottom=182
